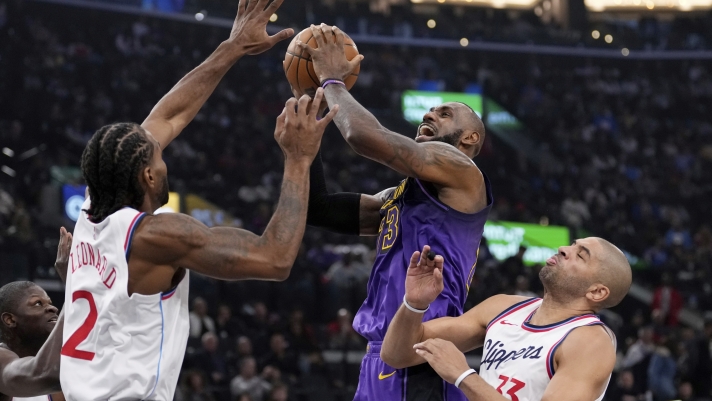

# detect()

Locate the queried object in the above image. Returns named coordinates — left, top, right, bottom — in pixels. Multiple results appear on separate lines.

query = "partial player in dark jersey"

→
left=0, top=228, right=71, bottom=401
left=297, top=24, right=493, bottom=401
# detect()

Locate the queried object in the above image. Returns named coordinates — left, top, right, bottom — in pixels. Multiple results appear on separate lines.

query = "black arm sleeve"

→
left=307, top=149, right=361, bottom=235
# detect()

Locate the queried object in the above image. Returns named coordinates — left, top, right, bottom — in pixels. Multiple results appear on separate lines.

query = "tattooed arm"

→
left=142, top=0, right=293, bottom=149
left=133, top=92, right=338, bottom=290
left=134, top=163, right=310, bottom=282
left=323, top=84, right=477, bottom=189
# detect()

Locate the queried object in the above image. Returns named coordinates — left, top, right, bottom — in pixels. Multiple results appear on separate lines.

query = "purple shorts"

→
left=353, top=341, right=468, bottom=401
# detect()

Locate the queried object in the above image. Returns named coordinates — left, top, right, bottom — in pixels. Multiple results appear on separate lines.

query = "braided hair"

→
left=81, top=122, right=154, bottom=223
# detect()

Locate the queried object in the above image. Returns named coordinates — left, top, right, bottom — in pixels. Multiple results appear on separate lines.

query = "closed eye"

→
left=578, top=254, right=585, bottom=260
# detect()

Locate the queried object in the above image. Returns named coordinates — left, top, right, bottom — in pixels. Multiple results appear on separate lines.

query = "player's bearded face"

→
left=158, top=175, right=169, bottom=206
left=429, top=129, right=463, bottom=147
left=539, top=256, right=590, bottom=300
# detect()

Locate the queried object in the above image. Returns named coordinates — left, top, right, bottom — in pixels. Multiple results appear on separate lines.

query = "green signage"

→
left=402, top=90, right=483, bottom=125
left=484, top=98, right=523, bottom=129
left=483, top=221, right=570, bottom=266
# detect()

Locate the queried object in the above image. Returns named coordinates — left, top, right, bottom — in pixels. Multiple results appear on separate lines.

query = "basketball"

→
left=284, top=26, right=360, bottom=95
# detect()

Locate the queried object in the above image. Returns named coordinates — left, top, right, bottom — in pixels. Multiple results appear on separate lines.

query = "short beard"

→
left=158, top=176, right=170, bottom=206
left=539, top=266, right=590, bottom=303
left=430, top=129, right=463, bottom=148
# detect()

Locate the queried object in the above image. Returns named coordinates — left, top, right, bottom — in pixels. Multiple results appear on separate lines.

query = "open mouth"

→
left=48, top=316, right=58, bottom=323
left=416, top=124, right=436, bottom=141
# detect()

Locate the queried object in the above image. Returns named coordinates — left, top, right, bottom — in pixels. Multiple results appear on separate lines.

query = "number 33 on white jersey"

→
left=479, top=298, right=613, bottom=401
left=60, top=199, right=189, bottom=401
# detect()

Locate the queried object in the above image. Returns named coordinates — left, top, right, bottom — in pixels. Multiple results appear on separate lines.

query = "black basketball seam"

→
left=306, top=60, right=320, bottom=87
left=284, top=51, right=297, bottom=76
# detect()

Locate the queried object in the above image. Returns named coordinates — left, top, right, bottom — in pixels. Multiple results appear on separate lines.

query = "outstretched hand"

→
left=274, top=87, right=339, bottom=163
left=404, top=245, right=444, bottom=310
left=54, top=226, right=73, bottom=283
left=228, top=0, right=294, bottom=55
left=297, top=24, right=363, bottom=84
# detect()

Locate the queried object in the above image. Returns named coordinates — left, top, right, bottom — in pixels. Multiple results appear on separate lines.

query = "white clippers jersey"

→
left=60, top=199, right=190, bottom=401
left=479, top=298, right=612, bottom=401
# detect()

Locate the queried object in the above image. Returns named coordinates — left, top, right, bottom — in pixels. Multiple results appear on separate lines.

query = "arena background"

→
left=1, top=0, right=712, bottom=399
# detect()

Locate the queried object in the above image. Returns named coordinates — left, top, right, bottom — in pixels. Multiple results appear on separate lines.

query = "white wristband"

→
left=455, top=368, right=477, bottom=388
left=403, top=294, right=429, bottom=313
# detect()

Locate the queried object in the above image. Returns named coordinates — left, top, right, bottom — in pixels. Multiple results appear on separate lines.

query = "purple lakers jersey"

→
left=353, top=175, right=493, bottom=341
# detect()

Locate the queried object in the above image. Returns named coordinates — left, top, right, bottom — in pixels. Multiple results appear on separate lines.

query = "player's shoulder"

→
left=558, top=323, right=616, bottom=363
left=0, top=343, right=19, bottom=366
left=421, top=142, right=478, bottom=169
left=484, top=294, right=534, bottom=311
left=468, top=294, right=535, bottom=326
left=132, top=212, right=211, bottom=250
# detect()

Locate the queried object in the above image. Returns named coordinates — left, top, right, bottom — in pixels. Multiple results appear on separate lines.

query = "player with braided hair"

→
left=60, top=1, right=340, bottom=400
left=80, top=122, right=160, bottom=223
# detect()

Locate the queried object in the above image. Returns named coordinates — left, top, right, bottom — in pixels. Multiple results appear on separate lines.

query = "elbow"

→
left=271, top=267, right=292, bottom=282
left=343, top=130, right=369, bottom=154
left=380, top=348, right=409, bottom=370
left=270, top=258, right=294, bottom=282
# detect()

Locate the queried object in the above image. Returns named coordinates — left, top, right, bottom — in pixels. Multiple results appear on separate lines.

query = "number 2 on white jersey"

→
left=61, top=290, right=98, bottom=361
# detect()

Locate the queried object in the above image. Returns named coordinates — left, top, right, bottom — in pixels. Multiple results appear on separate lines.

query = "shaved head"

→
left=593, top=238, right=632, bottom=309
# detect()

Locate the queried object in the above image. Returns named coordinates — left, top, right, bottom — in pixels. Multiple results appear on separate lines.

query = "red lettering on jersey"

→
left=70, top=242, right=119, bottom=288
left=103, top=267, right=117, bottom=289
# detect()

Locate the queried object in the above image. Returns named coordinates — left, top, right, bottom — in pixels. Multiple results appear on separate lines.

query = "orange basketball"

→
left=284, top=26, right=360, bottom=95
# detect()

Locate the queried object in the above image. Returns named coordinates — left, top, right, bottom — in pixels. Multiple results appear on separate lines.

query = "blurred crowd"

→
left=2, top=1, right=712, bottom=400
left=183, top=0, right=712, bottom=51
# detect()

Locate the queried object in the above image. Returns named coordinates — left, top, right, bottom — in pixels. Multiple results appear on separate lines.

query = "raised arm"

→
left=299, top=25, right=479, bottom=190
left=135, top=92, right=339, bottom=283
left=0, top=227, right=73, bottom=397
left=0, top=311, right=65, bottom=397
left=381, top=246, right=521, bottom=368
left=142, top=0, right=293, bottom=149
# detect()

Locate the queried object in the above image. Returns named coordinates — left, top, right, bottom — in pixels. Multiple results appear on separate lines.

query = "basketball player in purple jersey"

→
left=0, top=228, right=72, bottom=401
left=298, top=25, right=493, bottom=401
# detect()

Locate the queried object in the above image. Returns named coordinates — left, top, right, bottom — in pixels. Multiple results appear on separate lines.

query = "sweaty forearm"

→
left=381, top=304, right=426, bottom=369
left=143, top=41, right=246, bottom=143
left=259, top=159, right=311, bottom=274
left=0, top=311, right=64, bottom=396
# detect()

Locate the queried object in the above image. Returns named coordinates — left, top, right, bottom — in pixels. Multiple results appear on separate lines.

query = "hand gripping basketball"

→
left=295, top=24, right=364, bottom=87
left=404, top=245, right=444, bottom=311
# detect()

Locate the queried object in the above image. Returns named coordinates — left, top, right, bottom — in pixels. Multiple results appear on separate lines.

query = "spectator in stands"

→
left=175, top=370, right=216, bottom=401
left=247, top=302, right=272, bottom=356
left=324, top=252, right=370, bottom=312
left=266, top=383, right=289, bottom=401
left=606, top=370, right=646, bottom=401
left=230, top=357, right=271, bottom=401
left=190, top=297, right=216, bottom=341
left=285, top=309, right=321, bottom=374
left=190, top=332, right=229, bottom=388
left=260, top=333, right=300, bottom=382
left=500, top=245, right=527, bottom=279
left=216, top=304, right=244, bottom=352
left=647, top=343, right=678, bottom=401
left=622, top=327, right=656, bottom=391
left=651, top=274, right=683, bottom=327
left=327, top=309, right=364, bottom=351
